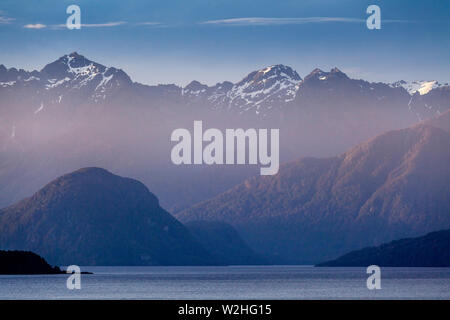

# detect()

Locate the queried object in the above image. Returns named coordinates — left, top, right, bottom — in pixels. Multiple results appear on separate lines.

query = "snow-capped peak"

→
left=390, top=80, right=448, bottom=96
left=245, top=64, right=302, bottom=84
left=179, top=64, right=303, bottom=115
left=227, top=64, right=302, bottom=114
left=41, top=52, right=103, bottom=80
left=39, top=53, right=131, bottom=96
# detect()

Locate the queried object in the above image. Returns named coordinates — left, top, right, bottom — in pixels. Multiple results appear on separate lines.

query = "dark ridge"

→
left=316, top=230, right=450, bottom=267
left=0, top=250, right=63, bottom=274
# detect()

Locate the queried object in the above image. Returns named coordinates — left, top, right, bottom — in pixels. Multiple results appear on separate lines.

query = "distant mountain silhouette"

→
left=0, top=250, right=63, bottom=274
left=1, top=53, right=449, bottom=265
left=2, top=52, right=447, bottom=214
left=1, top=53, right=446, bottom=119
left=0, top=167, right=216, bottom=266
left=317, top=230, right=450, bottom=267
left=185, top=221, right=266, bottom=265
left=178, top=111, right=450, bottom=264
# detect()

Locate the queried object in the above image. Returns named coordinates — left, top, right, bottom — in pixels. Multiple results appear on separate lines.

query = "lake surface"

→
left=0, top=266, right=449, bottom=299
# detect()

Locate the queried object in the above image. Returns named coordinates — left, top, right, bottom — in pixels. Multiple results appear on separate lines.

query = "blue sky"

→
left=0, top=0, right=449, bottom=86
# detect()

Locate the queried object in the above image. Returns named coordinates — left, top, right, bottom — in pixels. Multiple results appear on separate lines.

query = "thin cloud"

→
left=50, top=21, right=127, bottom=29
left=82, top=21, right=127, bottom=27
left=53, top=21, right=167, bottom=29
left=135, top=22, right=161, bottom=26
left=0, top=17, right=13, bottom=24
left=200, top=17, right=411, bottom=26
left=201, top=17, right=366, bottom=26
left=0, top=11, right=14, bottom=24
left=27, top=21, right=170, bottom=30
left=24, top=23, right=47, bottom=29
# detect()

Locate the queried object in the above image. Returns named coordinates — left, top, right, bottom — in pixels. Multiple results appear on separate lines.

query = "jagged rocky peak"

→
left=35, top=52, right=133, bottom=99
left=40, top=52, right=131, bottom=83
left=224, top=64, right=302, bottom=113
left=41, top=52, right=104, bottom=80
left=216, top=80, right=233, bottom=88
left=184, top=80, right=208, bottom=92
left=183, top=80, right=234, bottom=98
left=261, top=64, right=301, bottom=80
left=65, top=51, right=93, bottom=68
left=303, top=68, right=325, bottom=81
left=329, top=67, right=348, bottom=78
left=240, top=64, right=301, bottom=85
left=0, top=64, right=38, bottom=82
left=304, top=67, right=348, bottom=82
left=310, top=67, right=325, bottom=74
left=211, top=81, right=233, bottom=92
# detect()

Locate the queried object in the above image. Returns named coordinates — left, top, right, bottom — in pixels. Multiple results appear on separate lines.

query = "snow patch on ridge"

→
left=391, top=80, right=447, bottom=95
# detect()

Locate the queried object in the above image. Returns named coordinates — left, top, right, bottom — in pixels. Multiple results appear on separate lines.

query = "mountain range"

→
left=1, top=53, right=448, bottom=267
left=0, top=52, right=449, bottom=214
left=177, top=111, right=450, bottom=264
left=2, top=112, right=448, bottom=266
left=1, top=52, right=448, bottom=119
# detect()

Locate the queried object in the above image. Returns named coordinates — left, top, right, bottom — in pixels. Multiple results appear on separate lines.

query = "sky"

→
left=0, top=0, right=449, bottom=86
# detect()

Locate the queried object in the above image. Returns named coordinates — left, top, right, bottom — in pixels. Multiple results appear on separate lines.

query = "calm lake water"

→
left=0, top=266, right=449, bottom=300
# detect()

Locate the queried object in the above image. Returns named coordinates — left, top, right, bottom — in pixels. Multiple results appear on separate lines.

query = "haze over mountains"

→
left=0, top=52, right=449, bottom=212
left=185, top=221, right=266, bottom=265
left=0, top=167, right=264, bottom=266
left=0, top=167, right=216, bottom=266
left=178, top=111, right=450, bottom=264
left=0, top=53, right=449, bottom=265
left=1, top=114, right=447, bottom=266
